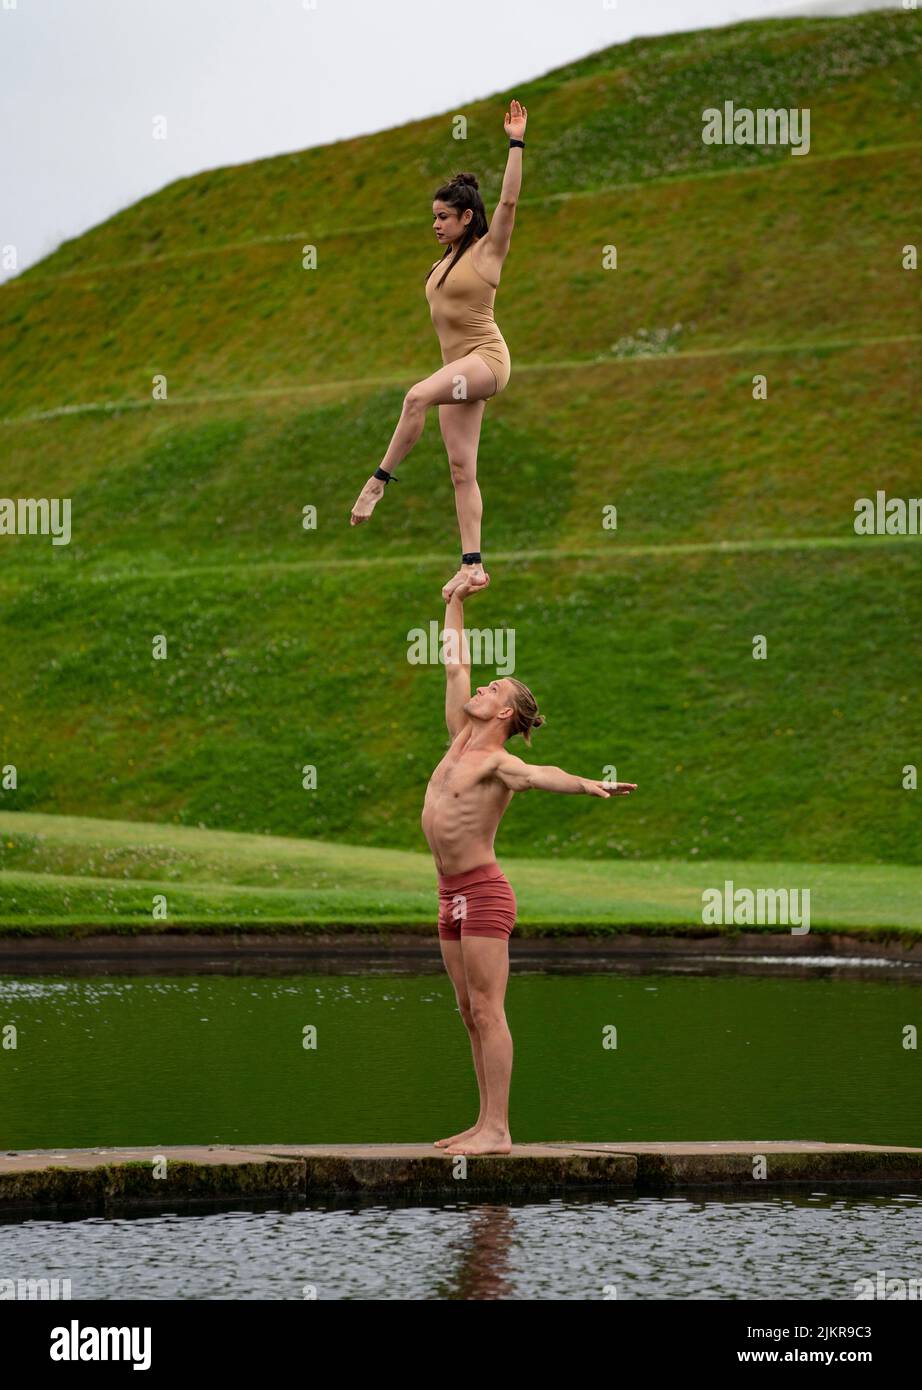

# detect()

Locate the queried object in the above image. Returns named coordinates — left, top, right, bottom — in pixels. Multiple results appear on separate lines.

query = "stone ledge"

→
left=2, top=1140, right=920, bottom=1211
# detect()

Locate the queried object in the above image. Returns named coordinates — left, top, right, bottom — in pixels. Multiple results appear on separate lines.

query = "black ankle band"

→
left=461, top=552, right=481, bottom=565
left=374, top=467, right=397, bottom=483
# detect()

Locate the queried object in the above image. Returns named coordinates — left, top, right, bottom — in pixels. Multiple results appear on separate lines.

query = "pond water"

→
left=3, top=1190, right=920, bottom=1300
left=2, top=958, right=919, bottom=1301
left=0, top=964, right=919, bottom=1149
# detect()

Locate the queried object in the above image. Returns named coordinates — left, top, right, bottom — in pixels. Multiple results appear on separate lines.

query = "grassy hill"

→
left=0, top=9, right=920, bottom=932
left=2, top=813, right=920, bottom=937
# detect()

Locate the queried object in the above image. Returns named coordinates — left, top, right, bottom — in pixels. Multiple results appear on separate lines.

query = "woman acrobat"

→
left=349, top=99, right=527, bottom=601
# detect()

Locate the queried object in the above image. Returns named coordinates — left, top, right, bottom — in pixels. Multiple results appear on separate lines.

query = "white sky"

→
left=0, top=0, right=895, bottom=283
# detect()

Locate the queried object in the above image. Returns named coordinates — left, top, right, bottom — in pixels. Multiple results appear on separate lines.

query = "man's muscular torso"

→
left=421, top=724, right=514, bottom=874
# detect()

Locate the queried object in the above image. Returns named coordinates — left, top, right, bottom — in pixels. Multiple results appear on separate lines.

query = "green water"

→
left=1, top=967, right=918, bottom=1148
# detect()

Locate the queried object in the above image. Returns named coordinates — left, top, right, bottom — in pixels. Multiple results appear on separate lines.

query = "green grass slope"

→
left=1, top=813, right=919, bottom=937
left=0, top=536, right=919, bottom=864
left=0, top=11, right=919, bottom=927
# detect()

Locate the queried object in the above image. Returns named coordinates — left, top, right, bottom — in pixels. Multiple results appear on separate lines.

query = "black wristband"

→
left=509, top=138, right=525, bottom=148
left=373, top=467, right=397, bottom=483
left=462, top=552, right=482, bottom=565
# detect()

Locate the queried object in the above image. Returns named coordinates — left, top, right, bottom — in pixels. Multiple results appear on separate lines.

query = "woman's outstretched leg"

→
left=349, top=354, right=496, bottom=527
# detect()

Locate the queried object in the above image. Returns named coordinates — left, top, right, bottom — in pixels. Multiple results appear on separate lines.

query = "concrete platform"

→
left=2, top=1140, right=921, bottom=1211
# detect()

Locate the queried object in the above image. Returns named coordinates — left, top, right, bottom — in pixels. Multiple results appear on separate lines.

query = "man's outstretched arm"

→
left=443, top=588, right=472, bottom=738
left=494, top=751, right=637, bottom=797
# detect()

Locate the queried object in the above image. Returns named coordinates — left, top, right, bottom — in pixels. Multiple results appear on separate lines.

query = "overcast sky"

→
left=0, top=0, right=894, bottom=283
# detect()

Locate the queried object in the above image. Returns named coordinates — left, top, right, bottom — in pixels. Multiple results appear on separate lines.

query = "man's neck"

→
left=465, top=722, right=507, bottom=752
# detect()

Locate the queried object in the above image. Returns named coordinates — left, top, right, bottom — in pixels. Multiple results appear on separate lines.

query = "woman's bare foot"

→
left=350, top=476, right=386, bottom=526
left=442, top=563, right=490, bottom=601
left=434, top=1124, right=482, bottom=1149
left=444, top=1127, right=511, bottom=1156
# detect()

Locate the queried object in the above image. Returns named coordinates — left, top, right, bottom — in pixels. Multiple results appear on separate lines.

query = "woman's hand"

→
left=504, top=98, right=527, bottom=140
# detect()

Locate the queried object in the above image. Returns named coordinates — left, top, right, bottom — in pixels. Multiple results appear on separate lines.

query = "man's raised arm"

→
left=443, top=587, right=472, bottom=738
left=494, top=751, right=637, bottom=797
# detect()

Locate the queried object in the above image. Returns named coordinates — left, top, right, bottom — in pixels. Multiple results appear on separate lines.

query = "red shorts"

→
left=437, top=860, right=517, bottom=941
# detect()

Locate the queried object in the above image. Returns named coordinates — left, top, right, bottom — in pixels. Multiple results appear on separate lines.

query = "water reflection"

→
left=2, top=1189, right=920, bottom=1300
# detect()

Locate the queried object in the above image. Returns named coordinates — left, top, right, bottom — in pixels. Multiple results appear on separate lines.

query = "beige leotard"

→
left=425, top=242, right=511, bottom=396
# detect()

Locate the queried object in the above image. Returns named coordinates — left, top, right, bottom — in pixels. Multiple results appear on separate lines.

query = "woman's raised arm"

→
left=479, top=99, right=527, bottom=274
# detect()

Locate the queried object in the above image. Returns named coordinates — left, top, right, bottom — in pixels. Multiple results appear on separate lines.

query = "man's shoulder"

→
left=451, top=738, right=504, bottom=774
left=481, top=746, right=520, bottom=780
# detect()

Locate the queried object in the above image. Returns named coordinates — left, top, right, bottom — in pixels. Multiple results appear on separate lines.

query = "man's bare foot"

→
left=442, top=564, right=490, bottom=602
left=444, top=1127, right=511, bottom=1156
left=434, top=1124, right=482, bottom=1148
left=349, top=476, right=386, bottom=526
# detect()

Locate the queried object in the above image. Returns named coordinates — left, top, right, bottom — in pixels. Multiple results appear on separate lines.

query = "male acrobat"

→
left=421, top=579, right=637, bottom=1156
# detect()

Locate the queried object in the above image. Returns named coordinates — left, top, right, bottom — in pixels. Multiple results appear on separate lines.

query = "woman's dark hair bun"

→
left=452, top=172, right=479, bottom=190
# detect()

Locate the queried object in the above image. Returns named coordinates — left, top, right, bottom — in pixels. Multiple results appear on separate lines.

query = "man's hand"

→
left=582, top=779, right=637, bottom=798
left=453, top=573, right=488, bottom=602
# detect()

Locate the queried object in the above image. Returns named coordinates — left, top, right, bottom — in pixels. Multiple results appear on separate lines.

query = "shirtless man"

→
left=421, top=579, right=637, bottom=1156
